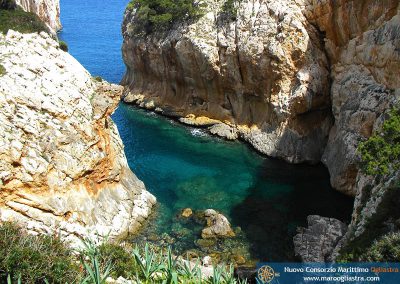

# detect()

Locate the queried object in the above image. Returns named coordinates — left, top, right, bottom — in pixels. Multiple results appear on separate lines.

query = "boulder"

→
left=201, top=209, right=235, bottom=239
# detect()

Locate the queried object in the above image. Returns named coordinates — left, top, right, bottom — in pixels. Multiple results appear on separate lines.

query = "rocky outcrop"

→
left=293, top=215, right=347, bottom=262
left=16, top=0, right=61, bottom=32
left=201, top=209, right=235, bottom=239
left=301, top=0, right=400, bottom=195
left=122, top=0, right=332, bottom=164
left=0, top=30, right=155, bottom=246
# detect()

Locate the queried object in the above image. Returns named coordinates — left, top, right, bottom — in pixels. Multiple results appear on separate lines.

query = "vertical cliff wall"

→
left=15, top=0, right=61, bottom=32
left=0, top=30, right=155, bottom=245
left=122, top=0, right=332, bottom=164
left=303, top=0, right=400, bottom=195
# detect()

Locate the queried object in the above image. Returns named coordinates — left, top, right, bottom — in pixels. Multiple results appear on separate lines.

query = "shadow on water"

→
left=230, top=159, right=354, bottom=262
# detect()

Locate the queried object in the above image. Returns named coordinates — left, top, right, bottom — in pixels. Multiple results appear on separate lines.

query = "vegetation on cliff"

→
left=127, top=0, right=204, bottom=34
left=359, top=105, right=400, bottom=177
left=220, top=0, right=240, bottom=20
left=1, top=222, right=248, bottom=283
left=0, top=222, right=80, bottom=283
left=0, top=63, right=5, bottom=76
left=0, top=0, right=49, bottom=34
left=338, top=105, right=400, bottom=262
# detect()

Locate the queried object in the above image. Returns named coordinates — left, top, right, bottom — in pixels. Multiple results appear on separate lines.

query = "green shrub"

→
left=360, top=232, right=400, bottom=262
left=0, top=222, right=246, bottom=283
left=128, top=0, right=205, bottom=35
left=0, top=6, right=49, bottom=34
left=0, top=222, right=80, bottom=283
left=59, top=40, right=68, bottom=52
left=98, top=243, right=138, bottom=279
left=358, top=105, right=400, bottom=176
left=0, top=63, right=5, bottom=76
left=220, top=0, right=240, bottom=21
left=94, top=76, right=103, bottom=82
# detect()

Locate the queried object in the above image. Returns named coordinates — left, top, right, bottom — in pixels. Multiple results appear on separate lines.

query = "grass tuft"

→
left=0, top=6, right=49, bottom=34
left=0, top=63, right=5, bottom=76
left=59, top=40, right=68, bottom=52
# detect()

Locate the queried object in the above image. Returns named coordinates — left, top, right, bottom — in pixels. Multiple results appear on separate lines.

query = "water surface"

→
left=59, top=0, right=354, bottom=263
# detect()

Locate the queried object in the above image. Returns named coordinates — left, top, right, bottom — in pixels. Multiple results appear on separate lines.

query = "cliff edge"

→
left=0, top=30, right=156, bottom=246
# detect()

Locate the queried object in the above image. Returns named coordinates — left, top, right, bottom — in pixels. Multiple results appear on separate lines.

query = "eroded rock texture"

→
left=302, top=0, right=400, bottom=195
left=0, top=30, right=156, bottom=246
left=16, top=0, right=61, bottom=32
left=293, top=215, right=348, bottom=262
left=122, top=0, right=332, bottom=164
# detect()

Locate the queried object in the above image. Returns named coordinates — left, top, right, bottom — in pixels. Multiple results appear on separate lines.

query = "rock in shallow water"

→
left=181, top=208, right=193, bottom=218
left=201, top=209, right=236, bottom=239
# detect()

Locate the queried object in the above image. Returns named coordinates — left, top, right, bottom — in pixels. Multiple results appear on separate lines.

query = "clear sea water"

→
left=59, top=0, right=354, bottom=263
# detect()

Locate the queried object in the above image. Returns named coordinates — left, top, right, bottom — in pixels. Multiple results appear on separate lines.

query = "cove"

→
left=59, top=0, right=354, bottom=262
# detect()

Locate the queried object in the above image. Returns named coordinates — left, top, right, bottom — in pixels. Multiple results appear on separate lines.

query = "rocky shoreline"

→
left=121, top=0, right=400, bottom=262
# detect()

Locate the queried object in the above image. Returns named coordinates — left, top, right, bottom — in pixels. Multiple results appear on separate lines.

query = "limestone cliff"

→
left=122, top=0, right=399, bottom=195
left=122, top=0, right=332, bottom=164
left=0, top=30, right=156, bottom=246
left=15, top=0, right=61, bottom=32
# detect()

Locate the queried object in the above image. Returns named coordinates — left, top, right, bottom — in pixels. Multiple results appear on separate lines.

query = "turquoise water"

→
left=59, top=0, right=354, bottom=262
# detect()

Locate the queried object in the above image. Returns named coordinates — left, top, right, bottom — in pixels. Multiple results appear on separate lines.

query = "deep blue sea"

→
left=59, top=0, right=354, bottom=262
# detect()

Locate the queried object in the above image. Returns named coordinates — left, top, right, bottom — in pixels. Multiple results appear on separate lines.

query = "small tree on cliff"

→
left=128, top=0, right=204, bottom=34
left=358, top=105, right=400, bottom=177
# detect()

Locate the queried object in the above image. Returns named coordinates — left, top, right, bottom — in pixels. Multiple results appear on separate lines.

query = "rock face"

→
left=201, top=209, right=235, bottom=239
left=122, top=0, right=332, bottom=164
left=0, top=30, right=156, bottom=246
left=122, top=0, right=400, bottom=195
left=293, top=215, right=348, bottom=262
left=302, top=0, right=400, bottom=195
left=16, top=0, right=61, bottom=32
left=121, top=0, right=400, bottom=260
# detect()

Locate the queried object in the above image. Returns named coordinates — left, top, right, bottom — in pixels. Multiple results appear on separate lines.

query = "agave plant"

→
left=209, top=265, right=224, bottom=284
left=222, top=264, right=235, bottom=284
left=79, top=238, right=112, bottom=284
left=132, top=243, right=164, bottom=283
left=162, top=247, right=179, bottom=284
left=7, top=275, right=21, bottom=284
left=178, top=258, right=202, bottom=282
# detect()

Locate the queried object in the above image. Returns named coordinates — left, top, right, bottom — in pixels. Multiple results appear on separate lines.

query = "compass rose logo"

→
left=257, top=265, right=280, bottom=283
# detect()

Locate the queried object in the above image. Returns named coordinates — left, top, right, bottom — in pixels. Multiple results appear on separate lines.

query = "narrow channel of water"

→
left=59, top=0, right=354, bottom=263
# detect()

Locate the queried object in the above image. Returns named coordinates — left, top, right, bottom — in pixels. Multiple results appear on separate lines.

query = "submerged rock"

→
left=293, top=215, right=347, bottom=262
left=0, top=30, right=156, bottom=246
left=181, top=208, right=193, bottom=218
left=195, top=238, right=216, bottom=248
left=201, top=209, right=235, bottom=239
